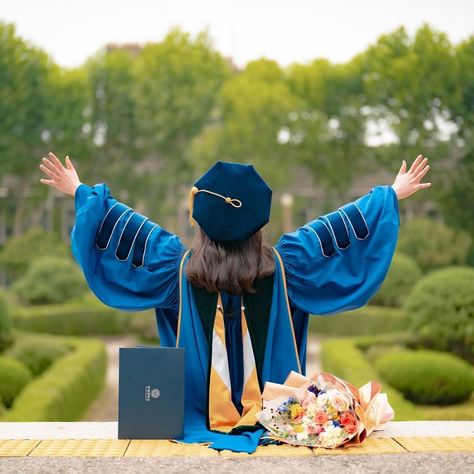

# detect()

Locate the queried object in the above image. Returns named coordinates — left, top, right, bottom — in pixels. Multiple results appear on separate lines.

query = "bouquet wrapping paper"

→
left=255, top=370, right=394, bottom=448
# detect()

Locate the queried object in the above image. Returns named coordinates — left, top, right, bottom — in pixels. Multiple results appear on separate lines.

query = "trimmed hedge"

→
left=364, top=343, right=408, bottom=363
left=0, top=356, right=33, bottom=408
left=11, top=300, right=131, bottom=336
left=374, top=349, right=474, bottom=405
left=320, top=336, right=422, bottom=420
left=369, top=253, right=422, bottom=307
left=405, top=266, right=474, bottom=363
left=0, top=288, right=12, bottom=352
left=6, top=334, right=74, bottom=376
left=309, top=305, right=409, bottom=336
left=354, top=332, right=418, bottom=352
left=0, top=330, right=107, bottom=421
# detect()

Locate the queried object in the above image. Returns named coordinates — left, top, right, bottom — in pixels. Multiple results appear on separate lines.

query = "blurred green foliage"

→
left=11, top=298, right=132, bottom=335
left=0, top=330, right=107, bottom=421
left=0, top=21, right=473, bottom=246
left=0, top=355, right=33, bottom=408
left=398, top=218, right=472, bottom=272
left=374, top=349, right=474, bottom=405
left=405, top=266, right=474, bottom=363
left=369, top=252, right=422, bottom=306
left=0, top=227, right=70, bottom=281
left=0, top=288, right=12, bottom=351
left=12, top=256, right=88, bottom=305
left=309, top=305, right=409, bottom=336
left=6, top=334, right=73, bottom=376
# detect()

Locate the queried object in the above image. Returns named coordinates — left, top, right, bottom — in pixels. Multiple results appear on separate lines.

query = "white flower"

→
left=306, top=403, right=318, bottom=417
left=327, top=389, right=351, bottom=412
left=319, top=425, right=345, bottom=447
left=296, top=431, right=309, bottom=442
left=316, top=393, right=329, bottom=408
left=302, top=416, right=313, bottom=426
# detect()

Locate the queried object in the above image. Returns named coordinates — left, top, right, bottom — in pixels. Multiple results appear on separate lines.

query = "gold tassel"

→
left=188, top=185, right=243, bottom=227
left=188, top=186, right=199, bottom=226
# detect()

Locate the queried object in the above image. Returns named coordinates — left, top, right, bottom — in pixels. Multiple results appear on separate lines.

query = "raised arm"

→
left=275, top=155, right=431, bottom=316
left=39, top=152, right=187, bottom=311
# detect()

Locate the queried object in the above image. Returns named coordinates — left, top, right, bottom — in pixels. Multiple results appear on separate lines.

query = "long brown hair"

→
left=185, top=226, right=275, bottom=295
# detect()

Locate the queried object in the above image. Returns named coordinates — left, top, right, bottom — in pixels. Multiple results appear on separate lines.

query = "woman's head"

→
left=185, top=226, right=275, bottom=295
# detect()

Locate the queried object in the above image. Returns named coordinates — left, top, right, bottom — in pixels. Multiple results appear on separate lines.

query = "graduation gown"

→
left=70, top=182, right=400, bottom=453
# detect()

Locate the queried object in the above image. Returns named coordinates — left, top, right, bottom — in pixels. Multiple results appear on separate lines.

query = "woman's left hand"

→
left=391, top=154, right=431, bottom=200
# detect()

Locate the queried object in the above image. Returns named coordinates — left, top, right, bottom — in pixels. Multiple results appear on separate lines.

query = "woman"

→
left=39, top=153, right=430, bottom=453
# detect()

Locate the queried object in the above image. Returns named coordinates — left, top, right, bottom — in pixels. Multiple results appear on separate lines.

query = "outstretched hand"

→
left=391, top=155, right=431, bottom=200
left=39, top=152, right=82, bottom=196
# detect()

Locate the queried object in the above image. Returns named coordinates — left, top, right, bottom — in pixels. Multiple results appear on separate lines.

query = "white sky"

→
left=1, top=0, right=473, bottom=69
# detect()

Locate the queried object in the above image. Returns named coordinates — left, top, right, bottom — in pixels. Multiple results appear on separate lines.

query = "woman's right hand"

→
left=39, top=152, right=82, bottom=196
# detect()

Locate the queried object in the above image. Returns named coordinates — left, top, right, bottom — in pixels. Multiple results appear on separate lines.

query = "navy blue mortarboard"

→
left=188, top=161, right=272, bottom=242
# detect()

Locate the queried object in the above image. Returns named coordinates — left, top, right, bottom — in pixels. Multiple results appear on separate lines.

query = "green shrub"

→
left=364, top=343, right=408, bottom=363
left=370, top=253, right=422, bottom=307
left=405, top=266, right=474, bottom=363
left=0, top=356, right=33, bottom=408
left=0, top=227, right=69, bottom=281
left=6, top=335, right=73, bottom=376
left=374, top=349, right=474, bottom=405
left=12, top=256, right=88, bottom=305
left=354, top=332, right=417, bottom=352
left=0, top=287, right=12, bottom=351
left=398, top=217, right=471, bottom=272
left=309, top=305, right=409, bottom=336
left=11, top=300, right=131, bottom=335
left=0, top=331, right=106, bottom=421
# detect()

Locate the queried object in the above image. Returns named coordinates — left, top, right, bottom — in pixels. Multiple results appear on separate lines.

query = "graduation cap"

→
left=188, top=161, right=272, bottom=242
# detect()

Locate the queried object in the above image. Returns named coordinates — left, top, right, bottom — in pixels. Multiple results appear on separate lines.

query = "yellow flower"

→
left=289, top=403, right=305, bottom=421
left=292, top=424, right=304, bottom=433
left=327, top=406, right=339, bottom=420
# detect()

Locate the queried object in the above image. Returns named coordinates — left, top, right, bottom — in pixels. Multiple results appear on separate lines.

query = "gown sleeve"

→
left=275, top=185, right=400, bottom=316
left=70, top=182, right=187, bottom=311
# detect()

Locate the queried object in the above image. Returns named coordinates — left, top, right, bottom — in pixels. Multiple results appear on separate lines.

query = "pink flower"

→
left=339, top=411, right=357, bottom=427
left=344, top=424, right=358, bottom=435
left=314, top=410, right=328, bottom=424
left=307, top=423, right=323, bottom=435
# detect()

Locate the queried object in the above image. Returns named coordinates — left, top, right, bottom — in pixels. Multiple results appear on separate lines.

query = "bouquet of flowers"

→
left=255, top=370, right=394, bottom=448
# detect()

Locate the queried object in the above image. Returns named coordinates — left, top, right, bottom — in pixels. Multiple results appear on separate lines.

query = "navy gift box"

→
left=118, top=346, right=185, bottom=439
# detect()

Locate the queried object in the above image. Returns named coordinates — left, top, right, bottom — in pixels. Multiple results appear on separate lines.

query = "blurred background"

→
left=0, top=1, right=472, bottom=424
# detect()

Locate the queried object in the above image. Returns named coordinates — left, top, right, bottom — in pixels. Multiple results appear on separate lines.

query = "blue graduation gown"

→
left=71, top=182, right=399, bottom=453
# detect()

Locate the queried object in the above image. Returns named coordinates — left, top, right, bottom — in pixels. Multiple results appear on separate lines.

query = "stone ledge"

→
left=0, top=421, right=472, bottom=440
